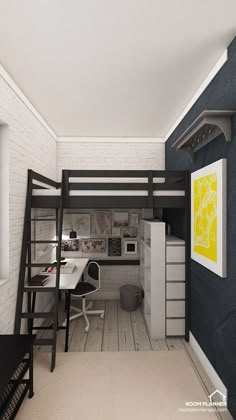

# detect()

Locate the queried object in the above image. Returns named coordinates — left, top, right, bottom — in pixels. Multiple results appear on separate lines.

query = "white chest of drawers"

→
left=165, top=236, right=185, bottom=336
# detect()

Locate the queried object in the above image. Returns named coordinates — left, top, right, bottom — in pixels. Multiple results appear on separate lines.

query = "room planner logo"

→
left=177, top=389, right=227, bottom=414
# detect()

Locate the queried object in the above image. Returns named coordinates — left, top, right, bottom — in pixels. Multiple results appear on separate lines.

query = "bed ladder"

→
left=14, top=170, right=64, bottom=372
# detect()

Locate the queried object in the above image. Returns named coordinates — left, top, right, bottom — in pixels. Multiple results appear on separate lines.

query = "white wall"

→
left=0, top=125, right=9, bottom=281
left=57, top=138, right=165, bottom=180
left=0, top=68, right=57, bottom=334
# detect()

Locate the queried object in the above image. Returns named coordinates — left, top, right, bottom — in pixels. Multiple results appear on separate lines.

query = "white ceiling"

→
left=0, top=0, right=235, bottom=138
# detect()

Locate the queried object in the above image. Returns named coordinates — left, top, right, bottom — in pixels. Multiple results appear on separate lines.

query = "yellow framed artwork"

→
left=191, top=159, right=227, bottom=277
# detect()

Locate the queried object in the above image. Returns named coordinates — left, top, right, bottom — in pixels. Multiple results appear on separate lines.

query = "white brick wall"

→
left=0, top=72, right=57, bottom=333
left=57, top=140, right=164, bottom=180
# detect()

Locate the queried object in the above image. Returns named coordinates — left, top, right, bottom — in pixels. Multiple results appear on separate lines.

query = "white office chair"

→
left=64, top=261, right=104, bottom=335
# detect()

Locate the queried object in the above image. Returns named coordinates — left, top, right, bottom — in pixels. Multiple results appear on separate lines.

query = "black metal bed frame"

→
left=15, top=168, right=191, bottom=364
left=31, top=169, right=187, bottom=209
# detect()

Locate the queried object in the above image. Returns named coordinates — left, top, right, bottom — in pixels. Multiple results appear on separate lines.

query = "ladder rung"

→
left=27, top=218, right=58, bottom=222
left=27, top=240, right=59, bottom=244
left=23, top=287, right=56, bottom=292
left=32, top=326, right=53, bottom=330
left=34, top=338, right=53, bottom=346
left=19, top=312, right=55, bottom=319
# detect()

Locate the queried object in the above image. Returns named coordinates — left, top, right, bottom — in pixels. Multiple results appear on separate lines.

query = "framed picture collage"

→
left=62, top=210, right=140, bottom=257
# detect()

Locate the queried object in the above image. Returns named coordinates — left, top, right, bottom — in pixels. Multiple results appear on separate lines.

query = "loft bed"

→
left=15, top=168, right=190, bottom=370
left=30, top=169, right=189, bottom=209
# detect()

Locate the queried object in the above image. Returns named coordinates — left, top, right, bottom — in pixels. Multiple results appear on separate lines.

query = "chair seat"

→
left=71, top=282, right=96, bottom=296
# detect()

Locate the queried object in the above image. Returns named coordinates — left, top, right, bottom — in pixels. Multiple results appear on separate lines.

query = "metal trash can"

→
left=120, top=285, right=143, bottom=312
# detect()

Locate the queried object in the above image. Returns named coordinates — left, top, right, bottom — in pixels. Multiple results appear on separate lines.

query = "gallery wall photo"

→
left=191, top=158, right=227, bottom=277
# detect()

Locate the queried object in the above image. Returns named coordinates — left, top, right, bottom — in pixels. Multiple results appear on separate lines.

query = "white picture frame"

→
left=124, top=240, right=138, bottom=255
left=191, top=158, right=227, bottom=277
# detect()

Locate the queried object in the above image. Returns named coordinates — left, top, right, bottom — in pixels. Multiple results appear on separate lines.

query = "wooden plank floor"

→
left=39, top=300, right=184, bottom=353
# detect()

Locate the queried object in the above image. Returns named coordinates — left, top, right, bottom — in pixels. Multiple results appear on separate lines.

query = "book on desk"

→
left=28, top=274, right=50, bottom=286
left=40, top=262, right=76, bottom=275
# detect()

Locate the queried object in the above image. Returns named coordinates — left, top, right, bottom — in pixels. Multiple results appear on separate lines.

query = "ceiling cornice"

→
left=164, top=49, right=228, bottom=142
left=57, top=137, right=165, bottom=143
left=0, top=63, right=57, bottom=140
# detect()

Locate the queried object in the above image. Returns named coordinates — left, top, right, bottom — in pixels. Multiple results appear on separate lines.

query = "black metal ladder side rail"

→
left=14, top=169, right=64, bottom=372
left=14, top=170, right=33, bottom=334
left=50, top=172, right=65, bottom=372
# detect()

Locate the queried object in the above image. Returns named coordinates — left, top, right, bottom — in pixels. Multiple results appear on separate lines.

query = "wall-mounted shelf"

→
left=172, top=110, right=235, bottom=160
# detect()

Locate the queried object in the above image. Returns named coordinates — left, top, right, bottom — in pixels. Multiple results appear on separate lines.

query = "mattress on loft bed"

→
left=32, top=189, right=185, bottom=197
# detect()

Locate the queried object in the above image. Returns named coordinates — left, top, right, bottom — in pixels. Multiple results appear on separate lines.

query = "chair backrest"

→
left=87, top=261, right=101, bottom=289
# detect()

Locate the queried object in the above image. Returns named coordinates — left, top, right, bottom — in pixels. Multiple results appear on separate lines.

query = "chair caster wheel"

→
left=100, top=313, right=104, bottom=320
left=85, top=326, right=89, bottom=333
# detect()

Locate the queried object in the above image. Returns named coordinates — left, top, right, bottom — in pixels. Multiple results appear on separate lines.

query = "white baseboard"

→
left=190, top=332, right=227, bottom=400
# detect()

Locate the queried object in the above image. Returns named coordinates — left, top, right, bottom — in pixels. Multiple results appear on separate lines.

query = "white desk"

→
left=27, top=258, right=89, bottom=290
left=26, top=258, right=89, bottom=353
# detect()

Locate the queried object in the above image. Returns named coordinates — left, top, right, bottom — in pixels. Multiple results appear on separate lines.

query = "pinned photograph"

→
left=92, top=211, right=111, bottom=235
left=113, top=212, right=129, bottom=227
left=63, top=213, right=90, bottom=236
left=62, top=239, right=79, bottom=252
left=112, top=227, right=121, bottom=236
left=130, top=213, right=139, bottom=224
left=122, top=226, right=137, bottom=238
left=108, top=238, right=122, bottom=256
left=81, top=238, right=106, bottom=253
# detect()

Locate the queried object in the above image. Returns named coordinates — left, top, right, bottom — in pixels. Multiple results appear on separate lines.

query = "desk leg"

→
left=65, top=292, right=71, bottom=352
left=28, top=346, right=34, bottom=399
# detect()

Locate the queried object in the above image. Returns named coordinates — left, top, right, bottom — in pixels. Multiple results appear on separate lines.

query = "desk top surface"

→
left=26, top=258, right=89, bottom=290
left=0, top=334, right=35, bottom=392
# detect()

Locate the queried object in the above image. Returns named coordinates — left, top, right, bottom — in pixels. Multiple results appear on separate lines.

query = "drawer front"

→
left=166, top=301, right=185, bottom=318
left=166, top=282, right=185, bottom=300
left=166, top=246, right=185, bottom=263
left=166, top=264, right=185, bottom=281
left=166, top=319, right=185, bottom=336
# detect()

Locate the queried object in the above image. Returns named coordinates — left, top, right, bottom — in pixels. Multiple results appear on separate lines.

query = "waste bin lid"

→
left=120, top=285, right=142, bottom=295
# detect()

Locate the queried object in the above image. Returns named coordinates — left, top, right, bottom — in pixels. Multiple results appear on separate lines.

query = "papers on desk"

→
left=40, top=263, right=76, bottom=275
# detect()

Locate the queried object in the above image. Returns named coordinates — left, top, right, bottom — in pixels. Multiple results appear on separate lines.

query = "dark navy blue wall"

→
left=165, top=38, right=236, bottom=417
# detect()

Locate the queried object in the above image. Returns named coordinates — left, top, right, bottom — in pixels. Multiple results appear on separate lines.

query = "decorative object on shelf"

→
left=191, top=158, right=227, bottom=277
left=108, top=238, right=122, bottom=256
left=113, top=211, right=129, bottom=226
left=122, top=226, right=137, bottom=238
left=63, top=213, right=90, bottom=236
left=112, top=227, right=121, bottom=236
left=172, top=110, right=235, bottom=161
left=130, top=213, right=139, bottom=224
left=92, top=210, right=111, bottom=235
left=124, top=240, right=138, bottom=255
left=62, top=239, right=79, bottom=252
left=81, top=238, right=106, bottom=253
